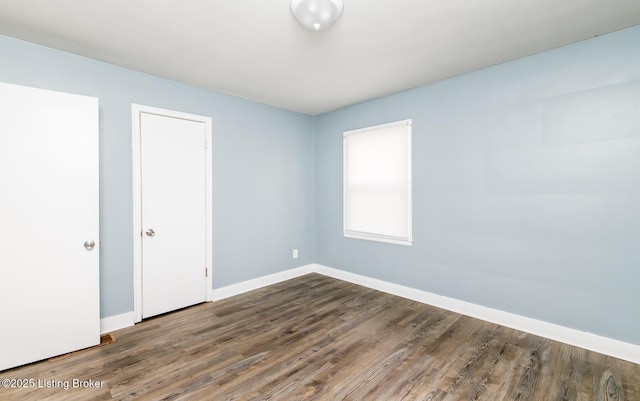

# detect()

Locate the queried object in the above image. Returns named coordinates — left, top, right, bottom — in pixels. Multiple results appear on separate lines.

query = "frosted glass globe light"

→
left=290, top=0, right=344, bottom=31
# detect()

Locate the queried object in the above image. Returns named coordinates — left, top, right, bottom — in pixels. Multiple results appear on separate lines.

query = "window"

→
left=343, top=119, right=412, bottom=246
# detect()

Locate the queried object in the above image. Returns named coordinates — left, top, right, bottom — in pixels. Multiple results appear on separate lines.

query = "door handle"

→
left=84, top=240, right=95, bottom=250
left=146, top=229, right=155, bottom=237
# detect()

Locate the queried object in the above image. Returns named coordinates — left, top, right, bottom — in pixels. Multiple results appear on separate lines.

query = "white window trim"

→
left=343, top=119, right=413, bottom=246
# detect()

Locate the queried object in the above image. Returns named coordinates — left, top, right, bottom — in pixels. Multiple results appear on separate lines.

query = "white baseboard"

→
left=100, top=311, right=135, bottom=334
left=98, top=263, right=640, bottom=364
left=211, top=264, right=316, bottom=302
left=313, top=264, right=640, bottom=365
left=99, top=265, right=315, bottom=334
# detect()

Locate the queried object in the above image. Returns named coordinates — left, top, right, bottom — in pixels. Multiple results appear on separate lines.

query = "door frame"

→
left=131, top=104, right=213, bottom=323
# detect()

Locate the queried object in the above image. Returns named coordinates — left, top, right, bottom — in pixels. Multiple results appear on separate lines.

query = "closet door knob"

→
left=84, top=241, right=95, bottom=250
left=146, top=229, right=155, bottom=237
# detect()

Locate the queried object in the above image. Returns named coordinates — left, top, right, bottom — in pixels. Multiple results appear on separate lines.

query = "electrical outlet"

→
left=292, top=249, right=299, bottom=259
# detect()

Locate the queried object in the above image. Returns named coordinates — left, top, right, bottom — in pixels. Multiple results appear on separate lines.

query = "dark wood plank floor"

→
left=1, top=274, right=639, bottom=400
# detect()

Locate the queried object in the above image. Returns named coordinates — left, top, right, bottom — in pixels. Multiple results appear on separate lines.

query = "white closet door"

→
left=140, top=111, right=207, bottom=319
left=0, top=82, right=99, bottom=371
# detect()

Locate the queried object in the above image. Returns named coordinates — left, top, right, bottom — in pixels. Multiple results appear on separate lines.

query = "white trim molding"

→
left=100, top=312, right=135, bottom=334
left=100, top=263, right=640, bottom=364
left=131, top=104, right=213, bottom=323
left=211, top=265, right=316, bottom=301
left=98, top=265, right=315, bottom=334
left=313, top=264, right=640, bottom=365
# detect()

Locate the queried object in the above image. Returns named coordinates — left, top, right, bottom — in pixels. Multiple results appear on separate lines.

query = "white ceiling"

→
left=1, top=1, right=639, bottom=115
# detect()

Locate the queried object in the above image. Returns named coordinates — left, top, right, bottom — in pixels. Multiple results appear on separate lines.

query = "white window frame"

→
left=343, top=119, right=413, bottom=246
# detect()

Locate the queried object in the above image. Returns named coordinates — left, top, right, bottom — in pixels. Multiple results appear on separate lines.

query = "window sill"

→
left=344, top=232, right=412, bottom=246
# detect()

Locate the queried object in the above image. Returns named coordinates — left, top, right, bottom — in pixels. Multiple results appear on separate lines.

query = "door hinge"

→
left=205, top=267, right=208, bottom=277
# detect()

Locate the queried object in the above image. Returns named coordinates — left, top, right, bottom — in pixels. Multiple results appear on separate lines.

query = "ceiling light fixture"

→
left=290, top=0, right=344, bottom=31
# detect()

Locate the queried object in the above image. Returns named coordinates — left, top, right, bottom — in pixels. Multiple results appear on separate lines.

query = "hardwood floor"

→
left=1, top=273, right=639, bottom=400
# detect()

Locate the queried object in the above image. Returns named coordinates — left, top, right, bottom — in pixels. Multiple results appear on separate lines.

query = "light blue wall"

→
left=3, top=26, right=639, bottom=346
left=0, top=35, right=315, bottom=319
left=314, top=27, right=640, bottom=345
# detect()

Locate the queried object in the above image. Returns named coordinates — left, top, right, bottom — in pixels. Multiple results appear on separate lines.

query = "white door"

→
left=0, top=82, right=99, bottom=371
left=139, top=110, right=208, bottom=319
